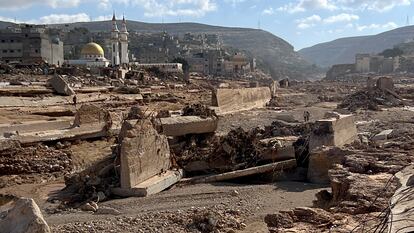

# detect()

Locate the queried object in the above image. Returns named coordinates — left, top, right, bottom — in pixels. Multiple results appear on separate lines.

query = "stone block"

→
left=156, top=116, right=218, bottom=136
left=112, top=169, right=183, bottom=197
left=119, top=119, right=171, bottom=189
left=49, top=74, right=75, bottom=96
left=212, top=87, right=271, bottom=114
left=309, top=114, right=357, bottom=150
left=258, top=136, right=298, bottom=161
left=0, top=198, right=51, bottom=233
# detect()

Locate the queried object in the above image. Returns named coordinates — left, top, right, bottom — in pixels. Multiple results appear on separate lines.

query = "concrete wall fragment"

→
left=49, top=74, right=75, bottom=96
left=309, top=114, right=357, bottom=150
left=212, top=87, right=271, bottom=114
left=156, top=116, right=218, bottom=136
left=119, top=119, right=171, bottom=189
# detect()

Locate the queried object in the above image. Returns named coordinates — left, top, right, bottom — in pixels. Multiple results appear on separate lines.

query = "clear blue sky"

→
left=0, top=0, right=413, bottom=50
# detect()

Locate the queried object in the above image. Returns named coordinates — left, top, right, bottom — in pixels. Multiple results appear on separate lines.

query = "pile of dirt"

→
left=0, top=144, right=72, bottom=188
left=338, top=88, right=403, bottom=111
left=182, top=104, right=217, bottom=118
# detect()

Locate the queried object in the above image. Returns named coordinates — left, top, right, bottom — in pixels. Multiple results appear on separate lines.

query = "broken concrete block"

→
left=212, top=87, right=271, bottom=114
left=73, top=104, right=112, bottom=128
left=372, top=129, right=393, bottom=141
left=376, top=77, right=394, bottom=91
left=307, top=147, right=349, bottom=184
left=156, top=116, right=218, bottom=136
left=49, top=74, right=75, bottom=96
left=0, top=197, right=51, bottom=233
left=119, top=119, right=171, bottom=189
left=270, top=80, right=279, bottom=98
left=113, top=169, right=183, bottom=197
left=309, top=114, right=357, bottom=150
left=258, top=136, right=298, bottom=161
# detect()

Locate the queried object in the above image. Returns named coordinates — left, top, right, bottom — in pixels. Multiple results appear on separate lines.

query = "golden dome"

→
left=81, top=42, right=104, bottom=56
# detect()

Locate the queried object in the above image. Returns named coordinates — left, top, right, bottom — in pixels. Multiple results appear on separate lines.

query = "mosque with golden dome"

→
left=66, top=14, right=129, bottom=67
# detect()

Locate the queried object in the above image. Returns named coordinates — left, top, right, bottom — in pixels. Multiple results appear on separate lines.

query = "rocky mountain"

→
left=299, top=26, right=414, bottom=68
left=1, top=20, right=321, bottom=80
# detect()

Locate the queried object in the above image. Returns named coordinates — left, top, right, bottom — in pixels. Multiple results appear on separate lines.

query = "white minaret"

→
left=119, top=15, right=129, bottom=65
left=111, top=13, right=120, bottom=66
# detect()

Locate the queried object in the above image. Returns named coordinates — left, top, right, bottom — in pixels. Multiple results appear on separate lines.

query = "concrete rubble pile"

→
left=264, top=114, right=414, bottom=232
left=173, top=119, right=311, bottom=174
left=339, top=77, right=404, bottom=111
left=339, top=88, right=403, bottom=111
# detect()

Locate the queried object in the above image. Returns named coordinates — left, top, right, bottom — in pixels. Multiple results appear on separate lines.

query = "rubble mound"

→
left=338, top=88, right=403, bottom=111
left=63, top=156, right=116, bottom=204
left=0, top=144, right=72, bottom=188
left=182, top=104, right=217, bottom=119
left=73, top=104, right=112, bottom=129
left=209, top=127, right=260, bottom=172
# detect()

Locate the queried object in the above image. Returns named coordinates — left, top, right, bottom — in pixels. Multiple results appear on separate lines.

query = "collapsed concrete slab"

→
left=212, top=87, right=271, bottom=114
left=0, top=119, right=72, bottom=137
left=119, top=119, right=171, bottom=189
left=49, top=74, right=75, bottom=96
left=112, top=169, right=183, bottom=197
left=0, top=197, right=51, bottom=233
left=258, top=136, right=298, bottom=161
left=5, top=106, right=113, bottom=144
left=155, top=116, right=218, bottom=137
left=309, top=113, right=357, bottom=150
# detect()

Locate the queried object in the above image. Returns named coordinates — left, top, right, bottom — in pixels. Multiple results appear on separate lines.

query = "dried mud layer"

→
left=0, top=144, right=72, bottom=188
left=0, top=75, right=414, bottom=233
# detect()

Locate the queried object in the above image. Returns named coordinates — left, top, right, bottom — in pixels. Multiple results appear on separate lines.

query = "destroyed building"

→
left=0, top=24, right=63, bottom=66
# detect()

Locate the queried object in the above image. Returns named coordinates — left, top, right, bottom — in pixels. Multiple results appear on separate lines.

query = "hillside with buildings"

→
left=50, top=20, right=321, bottom=80
left=299, top=25, right=414, bottom=68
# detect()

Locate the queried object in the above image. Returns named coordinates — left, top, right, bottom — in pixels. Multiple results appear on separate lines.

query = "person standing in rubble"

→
left=73, top=95, right=77, bottom=109
left=304, top=111, right=311, bottom=122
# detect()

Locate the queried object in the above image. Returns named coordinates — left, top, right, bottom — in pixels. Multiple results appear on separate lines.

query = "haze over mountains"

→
left=299, top=26, right=414, bottom=68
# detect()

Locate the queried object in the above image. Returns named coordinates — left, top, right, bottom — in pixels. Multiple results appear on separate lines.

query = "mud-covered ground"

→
left=1, top=76, right=414, bottom=232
